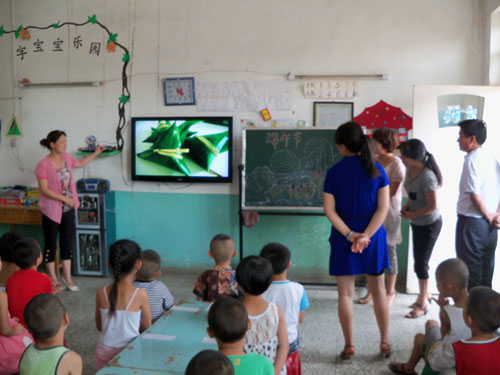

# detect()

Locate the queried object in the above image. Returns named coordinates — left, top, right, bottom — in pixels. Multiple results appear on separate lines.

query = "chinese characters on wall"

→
left=16, top=35, right=102, bottom=60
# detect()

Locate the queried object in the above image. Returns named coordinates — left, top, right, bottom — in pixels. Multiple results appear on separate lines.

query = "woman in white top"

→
left=356, top=128, right=405, bottom=307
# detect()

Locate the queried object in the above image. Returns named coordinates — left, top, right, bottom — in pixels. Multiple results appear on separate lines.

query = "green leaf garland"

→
left=14, top=25, right=22, bottom=39
left=107, top=32, right=118, bottom=45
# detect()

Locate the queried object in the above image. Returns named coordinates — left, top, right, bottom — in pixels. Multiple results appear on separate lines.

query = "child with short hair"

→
left=236, top=256, right=288, bottom=375
left=185, top=349, right=235, bottom=375
left=207, top=296, right=274, bottom=375
left=6, top=237, right=54, bottom=328
left=0, top=257, right=33, bottom=375
left=132, top=249, right=174, bottom=321
left=452, top=286, right=500, bottom=374
left=0, top=230, right=25, bottom=290
left=95, top=239, right=152, bottom=370
left=193, top=234, right=239, bottom=302
left=19, top=293, right=82, bottom=375
left=388, top=258, right=471, bottom=375
left=260, top=242, right=309, bottom=355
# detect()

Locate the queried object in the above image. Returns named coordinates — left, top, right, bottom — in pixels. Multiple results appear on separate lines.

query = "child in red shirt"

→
left=6, top=237, right=54, bottom=328
left=452, top=286, right=500, bottom=375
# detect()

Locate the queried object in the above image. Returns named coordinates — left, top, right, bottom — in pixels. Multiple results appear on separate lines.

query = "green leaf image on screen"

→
left=184, top=131, right=229, bottom=171
left=138, top=121, right=192, bottom=175
left=143, top=120, right=199, bottom=143
left=137, top=121, right=230, bottom=176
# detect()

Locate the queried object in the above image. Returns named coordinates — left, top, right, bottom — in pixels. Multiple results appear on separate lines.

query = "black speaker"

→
left=76, top=180, right=86, bottom=192
left=76, top=179, right=110, bottom=193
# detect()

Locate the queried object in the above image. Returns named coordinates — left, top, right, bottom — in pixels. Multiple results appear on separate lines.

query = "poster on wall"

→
left=196, top=81, right=295, bottom=112
left=304, top=81, right=358, bottom=99
left=436, top=94, right=484, bottom=128
left=313, top=102, right=353, bottom=128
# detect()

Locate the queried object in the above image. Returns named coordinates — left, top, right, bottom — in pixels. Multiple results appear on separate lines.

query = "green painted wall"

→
left=0, top=224, right=44, bottom=246
left=110, top=191, right=333, bottom=273
left=0, top=191, right=410, bottom=282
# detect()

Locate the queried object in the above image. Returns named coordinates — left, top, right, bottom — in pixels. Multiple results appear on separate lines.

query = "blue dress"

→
left=323, top=156, right=390, bottom=275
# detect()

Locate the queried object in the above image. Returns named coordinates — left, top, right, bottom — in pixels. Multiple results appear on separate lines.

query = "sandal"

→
left=405, top=303, right=429, bottom=319
left=388, top=361, right=417, bottom=375
left=340, top=345, right=355, bottom=360
left=355, top=294, right=372, bottom=304
left=408, top=297, right=432, bottom=308
left=61, top=277, right=80, bottom=292
left=380, top=342, right=391, bottom=359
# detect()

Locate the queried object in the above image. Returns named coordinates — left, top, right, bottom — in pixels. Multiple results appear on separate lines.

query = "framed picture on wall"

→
left=313, top=101, right=353, bottom=128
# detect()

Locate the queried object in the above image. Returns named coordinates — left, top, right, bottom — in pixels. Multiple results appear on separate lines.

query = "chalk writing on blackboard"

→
left=265, top=131, right=303, bottom=150
left=243, top=128, right=340, bottom=210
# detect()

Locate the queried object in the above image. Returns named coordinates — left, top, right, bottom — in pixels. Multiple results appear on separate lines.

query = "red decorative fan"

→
left=354, top=100, right=412, bottom=140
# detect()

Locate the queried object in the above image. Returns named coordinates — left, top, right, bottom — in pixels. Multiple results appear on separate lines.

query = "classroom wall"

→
left=0, top=0, right=495, bottom=275
left=410, top=85, right=500, bottom=293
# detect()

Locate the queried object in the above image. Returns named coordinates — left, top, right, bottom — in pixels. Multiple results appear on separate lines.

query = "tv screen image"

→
left=132, top=117, right=232, bottom=183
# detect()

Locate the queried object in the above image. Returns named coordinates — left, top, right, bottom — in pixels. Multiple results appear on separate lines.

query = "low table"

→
left=96, top=301, right=216, bottom=374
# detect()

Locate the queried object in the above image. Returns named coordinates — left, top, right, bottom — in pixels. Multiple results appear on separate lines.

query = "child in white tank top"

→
left=95, top=240, right=151, bottom=370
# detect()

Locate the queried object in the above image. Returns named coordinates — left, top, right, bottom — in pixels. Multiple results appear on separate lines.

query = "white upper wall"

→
left=0, top=0, right=493, bottom=193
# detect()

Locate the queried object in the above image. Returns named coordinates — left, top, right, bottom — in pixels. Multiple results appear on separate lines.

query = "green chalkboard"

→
left=242, top=128, right=341, bottom=210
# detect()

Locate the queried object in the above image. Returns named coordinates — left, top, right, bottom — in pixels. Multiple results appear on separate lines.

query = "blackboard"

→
left=242, top=128, right=341, bottom=211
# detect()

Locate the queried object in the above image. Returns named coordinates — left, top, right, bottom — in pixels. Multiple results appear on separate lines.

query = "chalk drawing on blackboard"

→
left=244, top=132, right=340, bottom=210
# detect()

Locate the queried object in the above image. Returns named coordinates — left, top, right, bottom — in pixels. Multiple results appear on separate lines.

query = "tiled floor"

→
left=58, top=269, right=437, bottom=375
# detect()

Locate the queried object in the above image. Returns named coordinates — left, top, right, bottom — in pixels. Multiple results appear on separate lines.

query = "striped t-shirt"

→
left=132, top=279, right=174, bottom=321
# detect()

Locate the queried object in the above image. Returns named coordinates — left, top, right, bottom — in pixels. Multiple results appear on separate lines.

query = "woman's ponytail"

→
left=360, top=134, right=379, bottom=178
left=335, top=122, right=379, bottom=178
left=400, top=139, right=442, bottom=186
left=425, top=152, right=443, bottom=186
left=39, top=130, right=67, bottom=150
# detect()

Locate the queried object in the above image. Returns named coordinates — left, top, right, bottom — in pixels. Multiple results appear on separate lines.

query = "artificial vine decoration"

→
left=0, top=14, right=130, bottom=150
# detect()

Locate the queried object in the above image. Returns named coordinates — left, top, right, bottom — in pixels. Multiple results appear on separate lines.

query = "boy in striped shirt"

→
left=133, top=249, right=174, bottom=321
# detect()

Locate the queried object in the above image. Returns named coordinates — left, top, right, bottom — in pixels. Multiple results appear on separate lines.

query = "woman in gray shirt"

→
left=400, top=139, right=443, bottom=319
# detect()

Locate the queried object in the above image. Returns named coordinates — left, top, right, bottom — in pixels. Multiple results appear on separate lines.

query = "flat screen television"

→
left=131, top=116, right=232, bottom=183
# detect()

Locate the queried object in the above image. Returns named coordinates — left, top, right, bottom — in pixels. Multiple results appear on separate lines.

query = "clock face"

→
left=163, top=77, right=196, bottom=106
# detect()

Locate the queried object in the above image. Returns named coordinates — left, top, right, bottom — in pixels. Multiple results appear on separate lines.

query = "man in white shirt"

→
left=456, top=119, right=500, bottom=289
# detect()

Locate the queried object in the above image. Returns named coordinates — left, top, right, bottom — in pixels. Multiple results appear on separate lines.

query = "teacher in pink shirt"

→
left=35, top=130, right=104, bottom=291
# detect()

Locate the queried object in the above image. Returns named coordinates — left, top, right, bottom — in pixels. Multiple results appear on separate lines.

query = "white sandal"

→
left=61, top=277, right=80, bottom=292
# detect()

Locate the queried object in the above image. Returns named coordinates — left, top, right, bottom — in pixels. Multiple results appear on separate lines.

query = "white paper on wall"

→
left=304, top=81, right=358, bottom=99
left=196, top=81, right=295, bottom=112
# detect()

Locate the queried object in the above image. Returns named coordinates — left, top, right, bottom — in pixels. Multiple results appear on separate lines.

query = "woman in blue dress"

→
left=323, top=122, right=391, bottom=360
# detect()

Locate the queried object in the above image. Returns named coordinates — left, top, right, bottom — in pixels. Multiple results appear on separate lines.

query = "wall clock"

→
left=163, top=77, right=196, bottom=106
